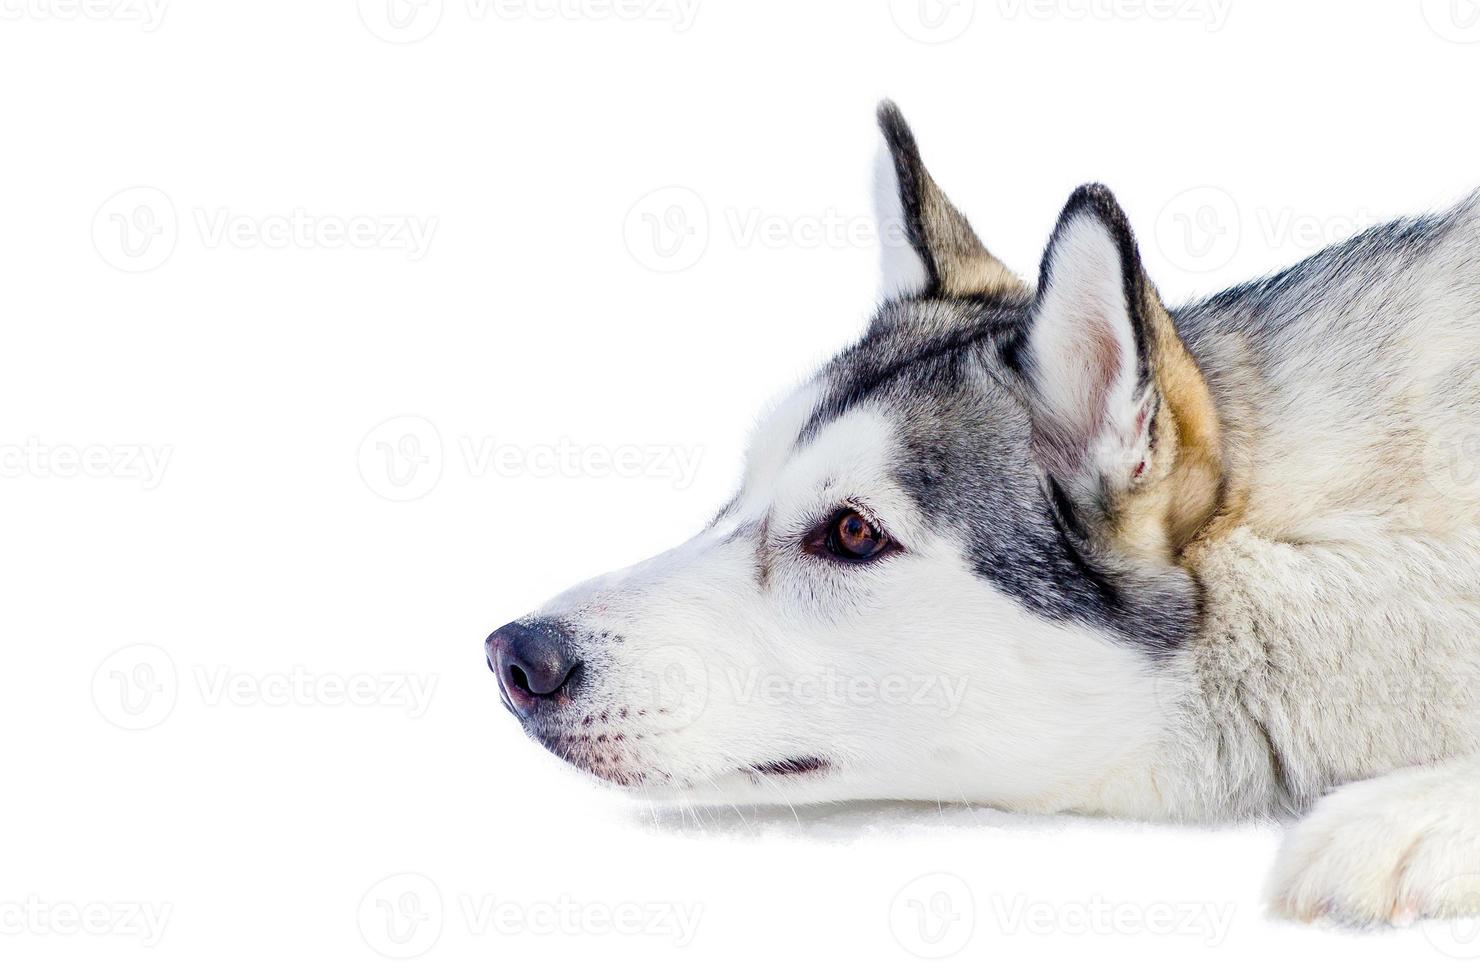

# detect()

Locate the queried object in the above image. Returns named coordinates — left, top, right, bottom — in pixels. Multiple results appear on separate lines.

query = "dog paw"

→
left=1266, top=764, right=1480, bottom=927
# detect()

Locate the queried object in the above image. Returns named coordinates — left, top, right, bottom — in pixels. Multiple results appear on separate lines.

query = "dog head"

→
left=486, top=103, right=1224, bottom=812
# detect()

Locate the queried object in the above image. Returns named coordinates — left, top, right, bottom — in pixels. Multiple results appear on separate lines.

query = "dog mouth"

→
left=747, top=756, right=829, bottom=778
left=526, top=727, right=831, bottom=790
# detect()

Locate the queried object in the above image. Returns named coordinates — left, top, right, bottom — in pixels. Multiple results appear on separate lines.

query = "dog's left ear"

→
left=874, top=101, right=1027, bottom=301
left=1019, top=184, right=1224, bottom=559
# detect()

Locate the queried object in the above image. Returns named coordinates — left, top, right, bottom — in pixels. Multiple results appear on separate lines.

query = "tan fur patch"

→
left=1111, top=285, right=1226, bottom=563
left=915, top=171, right=1029, bottom=300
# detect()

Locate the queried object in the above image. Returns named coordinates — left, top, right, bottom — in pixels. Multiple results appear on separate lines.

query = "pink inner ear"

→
left=1128, top=395, right=1153, bottom=481
left=1071, top=308, right=1125, bottom=437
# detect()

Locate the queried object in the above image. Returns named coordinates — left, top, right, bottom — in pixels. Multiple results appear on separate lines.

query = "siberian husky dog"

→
left=486, top=102, right=1480, bottom=927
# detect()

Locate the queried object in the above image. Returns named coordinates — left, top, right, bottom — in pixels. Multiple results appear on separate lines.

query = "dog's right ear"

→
left=874, top=100, right=1026, bottom=302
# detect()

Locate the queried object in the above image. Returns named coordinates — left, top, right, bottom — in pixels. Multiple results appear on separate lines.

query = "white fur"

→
left=532, top=397, right=1168, bottom=812
left=506, top=140, right=1480, bottom=931
left=1026, top=214, right=1152, bottom=487
left=1267, top=756, right=1480, bottom=925
left=872, top=140, right=929, bottom=302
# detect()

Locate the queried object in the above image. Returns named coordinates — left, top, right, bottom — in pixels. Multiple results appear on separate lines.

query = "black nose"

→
left=485, top=620, right=580, bottom=716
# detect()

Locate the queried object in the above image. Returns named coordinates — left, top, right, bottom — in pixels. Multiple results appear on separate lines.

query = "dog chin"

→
left=559, top=751, right=843, bottom=805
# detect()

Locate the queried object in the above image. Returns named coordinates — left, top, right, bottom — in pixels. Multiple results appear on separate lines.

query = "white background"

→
left=5, top=0, right=1480, bottom=975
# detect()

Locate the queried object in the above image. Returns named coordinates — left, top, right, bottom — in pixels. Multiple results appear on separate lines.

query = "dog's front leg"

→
left=1266, top=755, right=1480, bottom=926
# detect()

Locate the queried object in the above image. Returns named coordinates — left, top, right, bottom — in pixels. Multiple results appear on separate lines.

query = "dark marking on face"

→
left=796, top=296, right=1025, bottom=446
left=753, top=516, right=773, bottom=590
left=796, top=295, right=1198, bottom=657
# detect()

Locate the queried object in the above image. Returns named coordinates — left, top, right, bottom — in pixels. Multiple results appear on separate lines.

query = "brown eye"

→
left=825, top=508, right=891, bottom=561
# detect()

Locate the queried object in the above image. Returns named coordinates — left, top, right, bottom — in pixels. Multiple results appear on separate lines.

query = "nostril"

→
left=508, top=663, right=532, bottom=695
left=487, top=618, right=581, bottom=713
